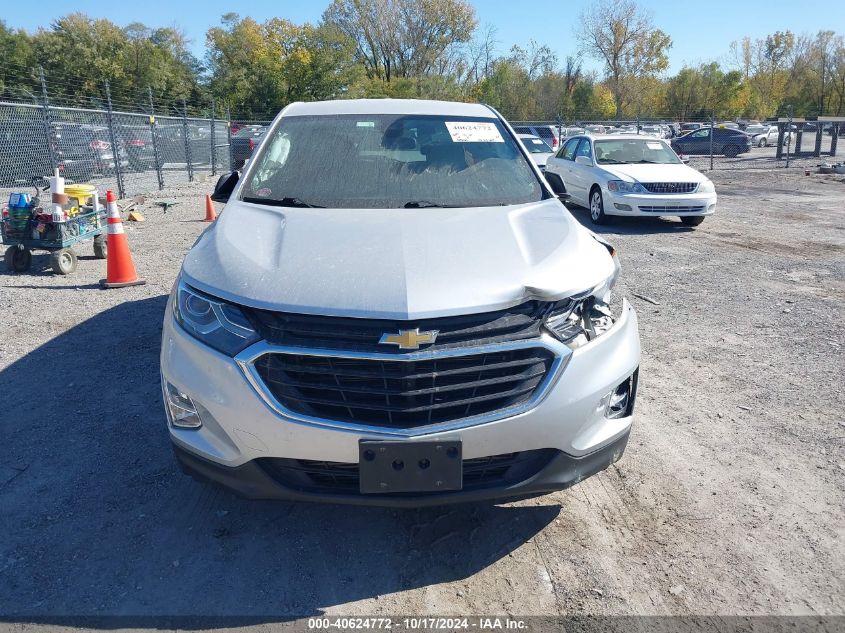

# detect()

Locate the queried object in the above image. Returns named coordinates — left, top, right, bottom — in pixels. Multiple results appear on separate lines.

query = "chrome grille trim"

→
left=638, top=205, right=706, bottom=213
left=641, top=182, right=698, bottom=194
left=235, top=338, right=569, bottom=437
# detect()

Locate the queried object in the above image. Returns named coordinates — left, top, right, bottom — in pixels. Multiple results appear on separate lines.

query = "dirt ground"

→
left=0, top=167, right=843, bottom=628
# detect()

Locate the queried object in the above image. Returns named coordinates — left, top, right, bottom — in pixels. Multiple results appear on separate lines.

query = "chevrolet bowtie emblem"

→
left=379, top=328, right=439, bottom=350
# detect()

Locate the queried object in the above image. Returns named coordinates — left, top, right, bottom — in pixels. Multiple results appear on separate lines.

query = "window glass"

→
left=593, top=139, right=681, bottom=165
left=243, top=114, right=544, bottom=209
left=575, top=139, right=593, bottom=160
left=560, top=138, right=579, bottom=160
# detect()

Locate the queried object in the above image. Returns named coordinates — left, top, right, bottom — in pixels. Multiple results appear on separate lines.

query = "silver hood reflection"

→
left=181, top=198, right=617, bottom=319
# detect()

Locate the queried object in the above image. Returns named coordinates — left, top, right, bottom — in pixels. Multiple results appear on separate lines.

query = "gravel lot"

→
left=0, top=167, right=843, bottom=627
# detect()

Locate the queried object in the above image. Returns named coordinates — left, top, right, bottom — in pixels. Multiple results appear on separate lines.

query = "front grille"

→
left=641, top=182, right=697, bottom=194
left=638, top=205, right=705, bottom=213
left=259, top=449, right=557, bottom=495
left=244, top=301, right=550, bottom=353
left=253, top=347, right=556, bottom=429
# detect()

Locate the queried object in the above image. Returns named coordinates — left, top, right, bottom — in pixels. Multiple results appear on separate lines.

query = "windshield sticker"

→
left=646, top=142, right=663, bottom=150
left=255, top=187, right=272, bottom=197
left=531, top=139, right=544, bottom=144
left=356, top=121, right=375, bottom=127
left=445, top=121, right=504, bottom=143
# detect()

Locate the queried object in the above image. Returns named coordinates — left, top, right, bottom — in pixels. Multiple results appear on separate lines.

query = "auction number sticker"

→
left=445, top=121, right=504, bottom=143
left=646, top=142, right=663, bottom=149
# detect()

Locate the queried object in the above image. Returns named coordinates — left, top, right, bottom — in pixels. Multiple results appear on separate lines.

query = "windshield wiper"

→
left=243, top=196, right=324, bottom=208
left=403, top=200, right=453, bottom=208
left=598, top=159, right=628, bottom=164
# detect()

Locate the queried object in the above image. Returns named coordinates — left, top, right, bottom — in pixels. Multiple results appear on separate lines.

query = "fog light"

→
left=164, top=382, right=202, bottom=429
left=614, top=203, right=632, bottom=211
left=599, top=371, right=638, bottom=419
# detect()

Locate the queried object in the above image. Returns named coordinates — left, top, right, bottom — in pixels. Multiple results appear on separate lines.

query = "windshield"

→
left=594, top=139, right=682, bottom=165
left=234, top=127, right=266, bottom=138
left=243, top=114, right=544, bottom=209
left=521, top=137, right=552, bottom=153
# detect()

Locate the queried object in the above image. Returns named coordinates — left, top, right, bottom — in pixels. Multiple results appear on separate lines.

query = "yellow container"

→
left=64, top=184, right=97, bottom=207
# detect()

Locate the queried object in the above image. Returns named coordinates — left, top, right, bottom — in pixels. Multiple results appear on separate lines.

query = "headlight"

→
left=173, top=281, right=260, bottom=355
left=543, top=253, right=620, bottom=349
left=697, top=180, right=715, bottom=193
left=607, top=180, right=647, bottom=194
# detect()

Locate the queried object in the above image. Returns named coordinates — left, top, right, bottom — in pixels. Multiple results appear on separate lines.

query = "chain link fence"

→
left=0, top=98, right=263, bottom=201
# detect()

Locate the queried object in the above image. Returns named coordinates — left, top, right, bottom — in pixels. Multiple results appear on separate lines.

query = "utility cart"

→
left=2, top=185, right=107, bottom=275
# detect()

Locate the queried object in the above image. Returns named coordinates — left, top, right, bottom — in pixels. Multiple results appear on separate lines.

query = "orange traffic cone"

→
left=100, top=190, right=146, bottom=288
left=204, top=194, right=217, bottom=222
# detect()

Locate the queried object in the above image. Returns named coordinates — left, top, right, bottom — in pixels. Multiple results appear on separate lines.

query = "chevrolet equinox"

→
left=160, top=99, right=641, bottom=506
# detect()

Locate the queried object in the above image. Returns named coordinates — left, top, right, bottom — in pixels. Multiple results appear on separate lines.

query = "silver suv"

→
left=160, top=99, right=641, bottom=506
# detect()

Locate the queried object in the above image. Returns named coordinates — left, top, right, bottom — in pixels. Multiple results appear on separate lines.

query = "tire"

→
left=50, top=248, right=78, bottom=275
left=589, top=187, right=610, bottom=225
left=723, top=144, right=740, bottom=157
left=681, top=216, right=705, bottom=227
left=4, top=246, right=32, bottom=272
left=93, top=234, right=108, bottom=259
left=758, top=138, right=767, bottom=148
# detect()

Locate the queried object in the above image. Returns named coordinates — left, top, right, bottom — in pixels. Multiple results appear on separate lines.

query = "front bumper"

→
left=160, top=296, right=640, bottom=505
left=172, top=429, right=630, bottom=507
left=605, top=189, right=717, bottom=217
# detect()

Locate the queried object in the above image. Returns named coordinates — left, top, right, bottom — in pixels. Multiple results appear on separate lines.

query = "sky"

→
left=1, top=0, right=837, bottom=75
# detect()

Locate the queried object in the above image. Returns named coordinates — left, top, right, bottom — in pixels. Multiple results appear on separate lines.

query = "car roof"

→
left=282, top=98, right=496, bottom=118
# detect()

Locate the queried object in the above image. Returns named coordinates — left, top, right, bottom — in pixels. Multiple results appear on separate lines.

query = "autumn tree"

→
left=323, top=0, right=476, bottom=84
left=577, top=0, right=671, bottom=118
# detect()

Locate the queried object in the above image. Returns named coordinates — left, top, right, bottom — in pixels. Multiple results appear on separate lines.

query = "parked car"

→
left=155, top=123, right=212, bottom=165
left=512, top=124, right=564, bottom=152
left=116, top=124, right=157, bottom=172
left=161, top=99, right=640, bottom=506
left=671, top=127, right=752, bottom=157
left=750, top=125, right=794, bottom=148
left=546, top=134, right=716, bottom=227
left=230, top=125, right=268, bottom=169
left=517, top=133, right=554, bottom=171
left=54, top=123, right=129, bottom=181
left=680, top=123, right=704, bottom=133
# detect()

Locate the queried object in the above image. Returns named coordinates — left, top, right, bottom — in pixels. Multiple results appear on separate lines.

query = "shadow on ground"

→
left=0, top=295, right=559, bottom=626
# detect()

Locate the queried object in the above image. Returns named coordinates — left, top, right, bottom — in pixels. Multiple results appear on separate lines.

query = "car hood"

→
left=598, top=163, right=707, bottom=183
left=529, top=152, right=553, bottom=167
left=181, top=198, right=615, bottom=319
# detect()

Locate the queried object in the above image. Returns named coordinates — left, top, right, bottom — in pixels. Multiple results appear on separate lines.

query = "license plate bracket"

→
left=358, top=440, right=462, bottom=494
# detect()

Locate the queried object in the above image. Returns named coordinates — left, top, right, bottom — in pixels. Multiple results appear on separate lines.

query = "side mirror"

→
left=544, top=171, right=571, bottom=202
left=575, top=155, right=592, bottom=166
left=680, top=156, right=690, bottom=164
left=211, top=171, right=239, bottom=203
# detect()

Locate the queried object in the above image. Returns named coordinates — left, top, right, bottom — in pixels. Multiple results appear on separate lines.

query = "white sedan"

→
left=545, top=135, right=717, bottom=227
left=517, top=133, right=554, bottom=171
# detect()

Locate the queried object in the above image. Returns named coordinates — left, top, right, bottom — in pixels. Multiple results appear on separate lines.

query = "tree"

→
left=323, top=0, right=476, bottom=84
left=577, top=0, right=671, bottom=117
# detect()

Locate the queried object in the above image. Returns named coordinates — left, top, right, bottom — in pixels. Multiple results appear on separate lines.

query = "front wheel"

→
left=50, top=248, right=78, bottom=275
left=681, top=216, right=705, bottom=227
left=4, top=246, right=32, bottom=272
left=758, top=138, right=767, bottom=147
left=589, top=188, right=609, bottom=225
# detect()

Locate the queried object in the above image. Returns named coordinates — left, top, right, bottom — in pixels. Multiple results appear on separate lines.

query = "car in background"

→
left=545, top=134, right=716, bottom=227
left=680, top=123, right=704, bottom=134
left=671, top=127, right=752, bottom=157
left=749, top=124, right=794, bottom=148
left=230, top=125, right=268, bottom=169
left=53, top=123, right=129, bottom=181
left=639, top=125, right=664, bottom=138
left=585, top=124, right=606, bottom=135
left=517, top=133, right=554, bottom=171
left=116, top=124, right=157, bottom=172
